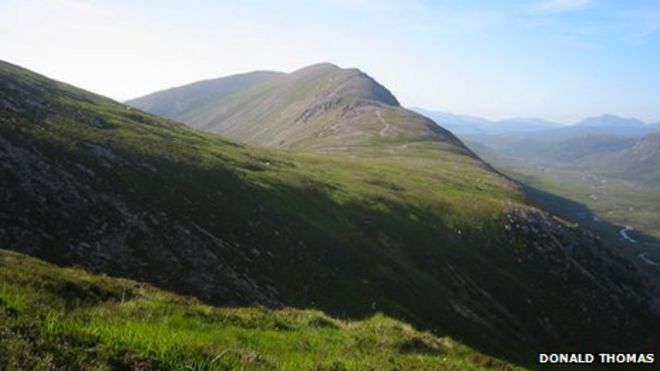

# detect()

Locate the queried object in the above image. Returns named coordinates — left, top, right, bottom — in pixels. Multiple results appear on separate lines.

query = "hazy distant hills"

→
left=409, top=109, right=494, bottom=135
left=129, top=64, right=465, bottom=153
left=416, top=109, right=659, bottom=140
left=4, top=60, right=660, bottom=366
left=550, top=114, right=659, bottom=140
left=577, top=114, right=646, bottom=127
left=413, top=108, right=562, bottom=136
left=438, top=108, right=660, bottom=247
left=428, top=110, right=660, bottom=183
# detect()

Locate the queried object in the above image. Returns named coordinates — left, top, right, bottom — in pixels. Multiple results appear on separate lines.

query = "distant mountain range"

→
left=411, top=108, right=562, bottom=136
left=576, top=114, right=647, bottom=128
left=418, top=108, right=660, bottom=184
left=414, top=108, right=659, bottom=138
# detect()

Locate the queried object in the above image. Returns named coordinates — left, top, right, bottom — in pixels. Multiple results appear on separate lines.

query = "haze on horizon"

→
left=1, top=0, right=659, bottom=124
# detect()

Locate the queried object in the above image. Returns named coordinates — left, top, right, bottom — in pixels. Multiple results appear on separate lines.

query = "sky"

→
left=1, top=0, right=659, bottom=124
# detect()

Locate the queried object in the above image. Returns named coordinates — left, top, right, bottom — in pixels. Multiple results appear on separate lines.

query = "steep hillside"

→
left=129, top=63, right=465, bottom=153
left=0, top=249, right=521, bottom=370
left=585, top=132, right=660, bottom=184
left=2, top=60, right=660, bottom=366
left=632, top=132, right=660, bottom=160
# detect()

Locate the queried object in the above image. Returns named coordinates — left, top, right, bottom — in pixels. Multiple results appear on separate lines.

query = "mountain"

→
left=575, top=114, right=646, bottom=128
left=128, top=64, right=465, bottom=152
left=411, top=108, right=562, bottom=136
left=3, top=60, right=660, bottom=366
left=539, top=114, right=656, bottom=141
left=0, top=249, right=519, bottom=370
left=415, top=110, right=655, bottom=145
left=542, top=115, right=655, bottom=141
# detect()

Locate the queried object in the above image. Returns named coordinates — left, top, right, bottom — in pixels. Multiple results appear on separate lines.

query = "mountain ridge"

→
left=128, top=64, right=467, bottom=154
left=126, top=70, right=284, bottom=120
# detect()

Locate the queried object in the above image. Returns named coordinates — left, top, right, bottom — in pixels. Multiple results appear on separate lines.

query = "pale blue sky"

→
left=1, top=0, right=659, bottom=123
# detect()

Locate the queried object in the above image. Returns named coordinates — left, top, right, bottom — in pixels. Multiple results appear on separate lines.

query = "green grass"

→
left=0, top=249, right=521, bottom=370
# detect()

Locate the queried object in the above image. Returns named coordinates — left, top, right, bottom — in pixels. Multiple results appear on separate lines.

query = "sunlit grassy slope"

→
left=0, top=249, right=522, bottom=370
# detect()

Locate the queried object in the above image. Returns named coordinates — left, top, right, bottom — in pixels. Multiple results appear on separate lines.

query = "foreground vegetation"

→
left=0, top=249, right=521, bottom=370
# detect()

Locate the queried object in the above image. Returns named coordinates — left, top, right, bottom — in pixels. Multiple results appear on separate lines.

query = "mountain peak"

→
left=287, top=63, right=399, bottom=107
left=576, top=114, right=646, bottom=127
left=291, top=62, right=341, bottom=73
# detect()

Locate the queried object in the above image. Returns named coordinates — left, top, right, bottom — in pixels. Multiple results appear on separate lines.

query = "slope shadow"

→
left=521, top=183, right=660, bottom=274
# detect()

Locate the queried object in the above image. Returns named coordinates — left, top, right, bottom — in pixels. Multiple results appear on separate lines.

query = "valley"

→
left=434, top=111, right=660, bottom=283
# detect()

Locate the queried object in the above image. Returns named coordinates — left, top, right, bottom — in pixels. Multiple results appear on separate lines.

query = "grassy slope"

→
left=0, top=249, right=522, bottom=370
left=2, top=60, right=659, bottom=367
